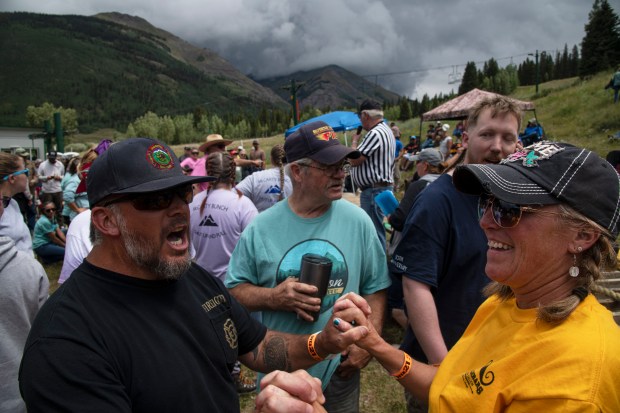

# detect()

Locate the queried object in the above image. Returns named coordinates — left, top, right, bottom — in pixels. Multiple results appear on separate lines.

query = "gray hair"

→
left=284, top=157, right=312, bottom=180
left=362, top=109, right=384, bottom=119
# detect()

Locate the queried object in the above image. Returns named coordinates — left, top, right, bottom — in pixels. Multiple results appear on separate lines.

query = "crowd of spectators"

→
left=1, top=98, right=619, bottom=413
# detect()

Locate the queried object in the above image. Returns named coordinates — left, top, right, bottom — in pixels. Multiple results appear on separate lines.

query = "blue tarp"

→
left=284, top=111, right=361, bottom=137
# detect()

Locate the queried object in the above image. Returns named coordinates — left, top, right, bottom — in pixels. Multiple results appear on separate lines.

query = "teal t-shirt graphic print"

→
left=276, top=239, right=348, bottom=317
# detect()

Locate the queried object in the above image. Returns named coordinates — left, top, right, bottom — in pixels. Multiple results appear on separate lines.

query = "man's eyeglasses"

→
left=2, top=169, right=29, bottom=181
left=478, top=193, right=547, bottom=228
left=2, top=196, right=11, bottom=208
left=303, top=161, right=351, bottom=176
left=191, top=151, right=199, bottom=155
left=100, top=184, right=194, bottom=211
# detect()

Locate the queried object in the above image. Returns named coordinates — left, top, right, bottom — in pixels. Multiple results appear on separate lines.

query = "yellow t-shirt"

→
left=429, top=295, right=620, bottom=412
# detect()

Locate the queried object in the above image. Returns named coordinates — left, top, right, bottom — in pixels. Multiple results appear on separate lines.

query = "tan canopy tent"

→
left=421, top=88, right=535, bottom=122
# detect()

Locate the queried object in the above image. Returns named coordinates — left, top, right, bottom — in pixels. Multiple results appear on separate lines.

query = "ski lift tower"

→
left=448, top=66, right=462, bottom=84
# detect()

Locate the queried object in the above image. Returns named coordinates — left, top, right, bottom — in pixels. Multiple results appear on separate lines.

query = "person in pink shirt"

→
left=180, top=147, right=200, bottom=171
left=190, top=134, right=233, bottom=192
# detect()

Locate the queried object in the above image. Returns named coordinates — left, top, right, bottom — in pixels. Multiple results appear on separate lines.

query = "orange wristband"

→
left=392, top=352, right=413, bottom=380
left=307, top=332, right=324, bottom=361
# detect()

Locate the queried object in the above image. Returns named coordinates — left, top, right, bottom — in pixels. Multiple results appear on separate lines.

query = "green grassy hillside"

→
left=511, top=71, right=620, bottom=155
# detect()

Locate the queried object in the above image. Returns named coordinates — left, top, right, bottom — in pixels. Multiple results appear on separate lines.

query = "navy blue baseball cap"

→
left=285, top=121, right=360, bottom=165
left=87, top=138, right=214, bottom=206
left=358, top=99, right=382, bottom=114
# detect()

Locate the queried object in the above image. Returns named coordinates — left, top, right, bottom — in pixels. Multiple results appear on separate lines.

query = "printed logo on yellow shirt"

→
left=462, top=360, right=495, bottom=395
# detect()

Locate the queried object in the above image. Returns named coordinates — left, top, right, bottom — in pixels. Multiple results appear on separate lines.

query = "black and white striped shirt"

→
left=352, top=121, right=395, bottom=188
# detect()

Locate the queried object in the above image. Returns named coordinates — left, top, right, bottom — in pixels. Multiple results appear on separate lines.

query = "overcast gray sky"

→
left=1, top=0, right=606, bottom=99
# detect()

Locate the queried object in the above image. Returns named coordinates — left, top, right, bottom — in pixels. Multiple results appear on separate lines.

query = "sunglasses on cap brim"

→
left=99, top=184, right=194, bottom=211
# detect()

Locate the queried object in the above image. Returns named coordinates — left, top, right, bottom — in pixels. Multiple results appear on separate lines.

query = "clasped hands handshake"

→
left=254, top=292, right=379, bottom=413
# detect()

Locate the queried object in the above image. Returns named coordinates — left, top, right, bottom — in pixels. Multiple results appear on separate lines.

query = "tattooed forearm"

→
left=262, top=334, right=291, bottom=372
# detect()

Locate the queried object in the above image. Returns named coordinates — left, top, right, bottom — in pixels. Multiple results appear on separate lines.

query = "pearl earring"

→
left=569, top=246, right=582, bottom=278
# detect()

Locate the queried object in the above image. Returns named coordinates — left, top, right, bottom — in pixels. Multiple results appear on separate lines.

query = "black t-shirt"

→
left=19, top=260, right=267, bottom=413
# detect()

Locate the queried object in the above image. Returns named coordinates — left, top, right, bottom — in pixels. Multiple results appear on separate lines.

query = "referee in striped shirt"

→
left=350, top=99, right=395, bottom=250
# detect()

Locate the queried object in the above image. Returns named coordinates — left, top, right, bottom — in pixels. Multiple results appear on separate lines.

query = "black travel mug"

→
left=298, top=253, right=333, bottom=322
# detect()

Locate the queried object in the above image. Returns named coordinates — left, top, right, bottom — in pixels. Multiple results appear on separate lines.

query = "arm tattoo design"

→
left=262, top=334, right=291, bottom=372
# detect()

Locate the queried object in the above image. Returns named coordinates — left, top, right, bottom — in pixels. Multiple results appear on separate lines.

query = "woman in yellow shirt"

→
left=259, top=142, right=620, bottom=413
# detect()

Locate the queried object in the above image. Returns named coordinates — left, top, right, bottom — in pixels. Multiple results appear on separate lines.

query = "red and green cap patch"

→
left=146, top=144, right=174, bottom=170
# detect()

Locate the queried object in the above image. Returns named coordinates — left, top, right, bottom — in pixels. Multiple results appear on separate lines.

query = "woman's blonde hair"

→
left=78, top=148, right=98, bottom=176
left=0, top=152, right=22, bottom=179
left=484, top=204, right=617, bottom=323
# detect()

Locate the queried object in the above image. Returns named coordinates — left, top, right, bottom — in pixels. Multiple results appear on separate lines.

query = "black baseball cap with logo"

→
left=453, top=141, right=620, bottom=237
left=87, top=137, right=214, bottom=206
left=284, top=121, right=360, bottom=165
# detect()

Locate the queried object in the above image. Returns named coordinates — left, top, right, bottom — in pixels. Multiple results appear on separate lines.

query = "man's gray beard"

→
left=116, top=213, right=191, bottom=280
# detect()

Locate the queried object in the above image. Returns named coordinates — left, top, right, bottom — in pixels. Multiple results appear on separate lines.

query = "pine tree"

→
left=420, top=94, right=431, bottom=114
left=518, top=59, right=536, bottom=85
left=458, top=62, right=479, bottom=95
left=570, top=45, right=580, bottom=76
left=554, top=50, right=563, bottom=79
left=408, top=99, right=417, bottom=118
left=580, top=0, right=620, bottom=77
left=399, top=98, right=412, bottom=121
left=539, top=53, right=554, bottom=83
left=483, top=58, right=499, bottom=78
left=561, top=44, right=570, bottom=79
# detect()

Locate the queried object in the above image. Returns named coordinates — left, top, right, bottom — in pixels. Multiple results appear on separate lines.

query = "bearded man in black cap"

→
left=19, top=137, right=371, bottom=413
left=349, top=99, right=395, bottom=250
left=227, top=121, right=390, bottom=413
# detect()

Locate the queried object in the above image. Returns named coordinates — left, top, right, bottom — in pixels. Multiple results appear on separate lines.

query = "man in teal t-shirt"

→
left=226, top=121, right=390, bottom=413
